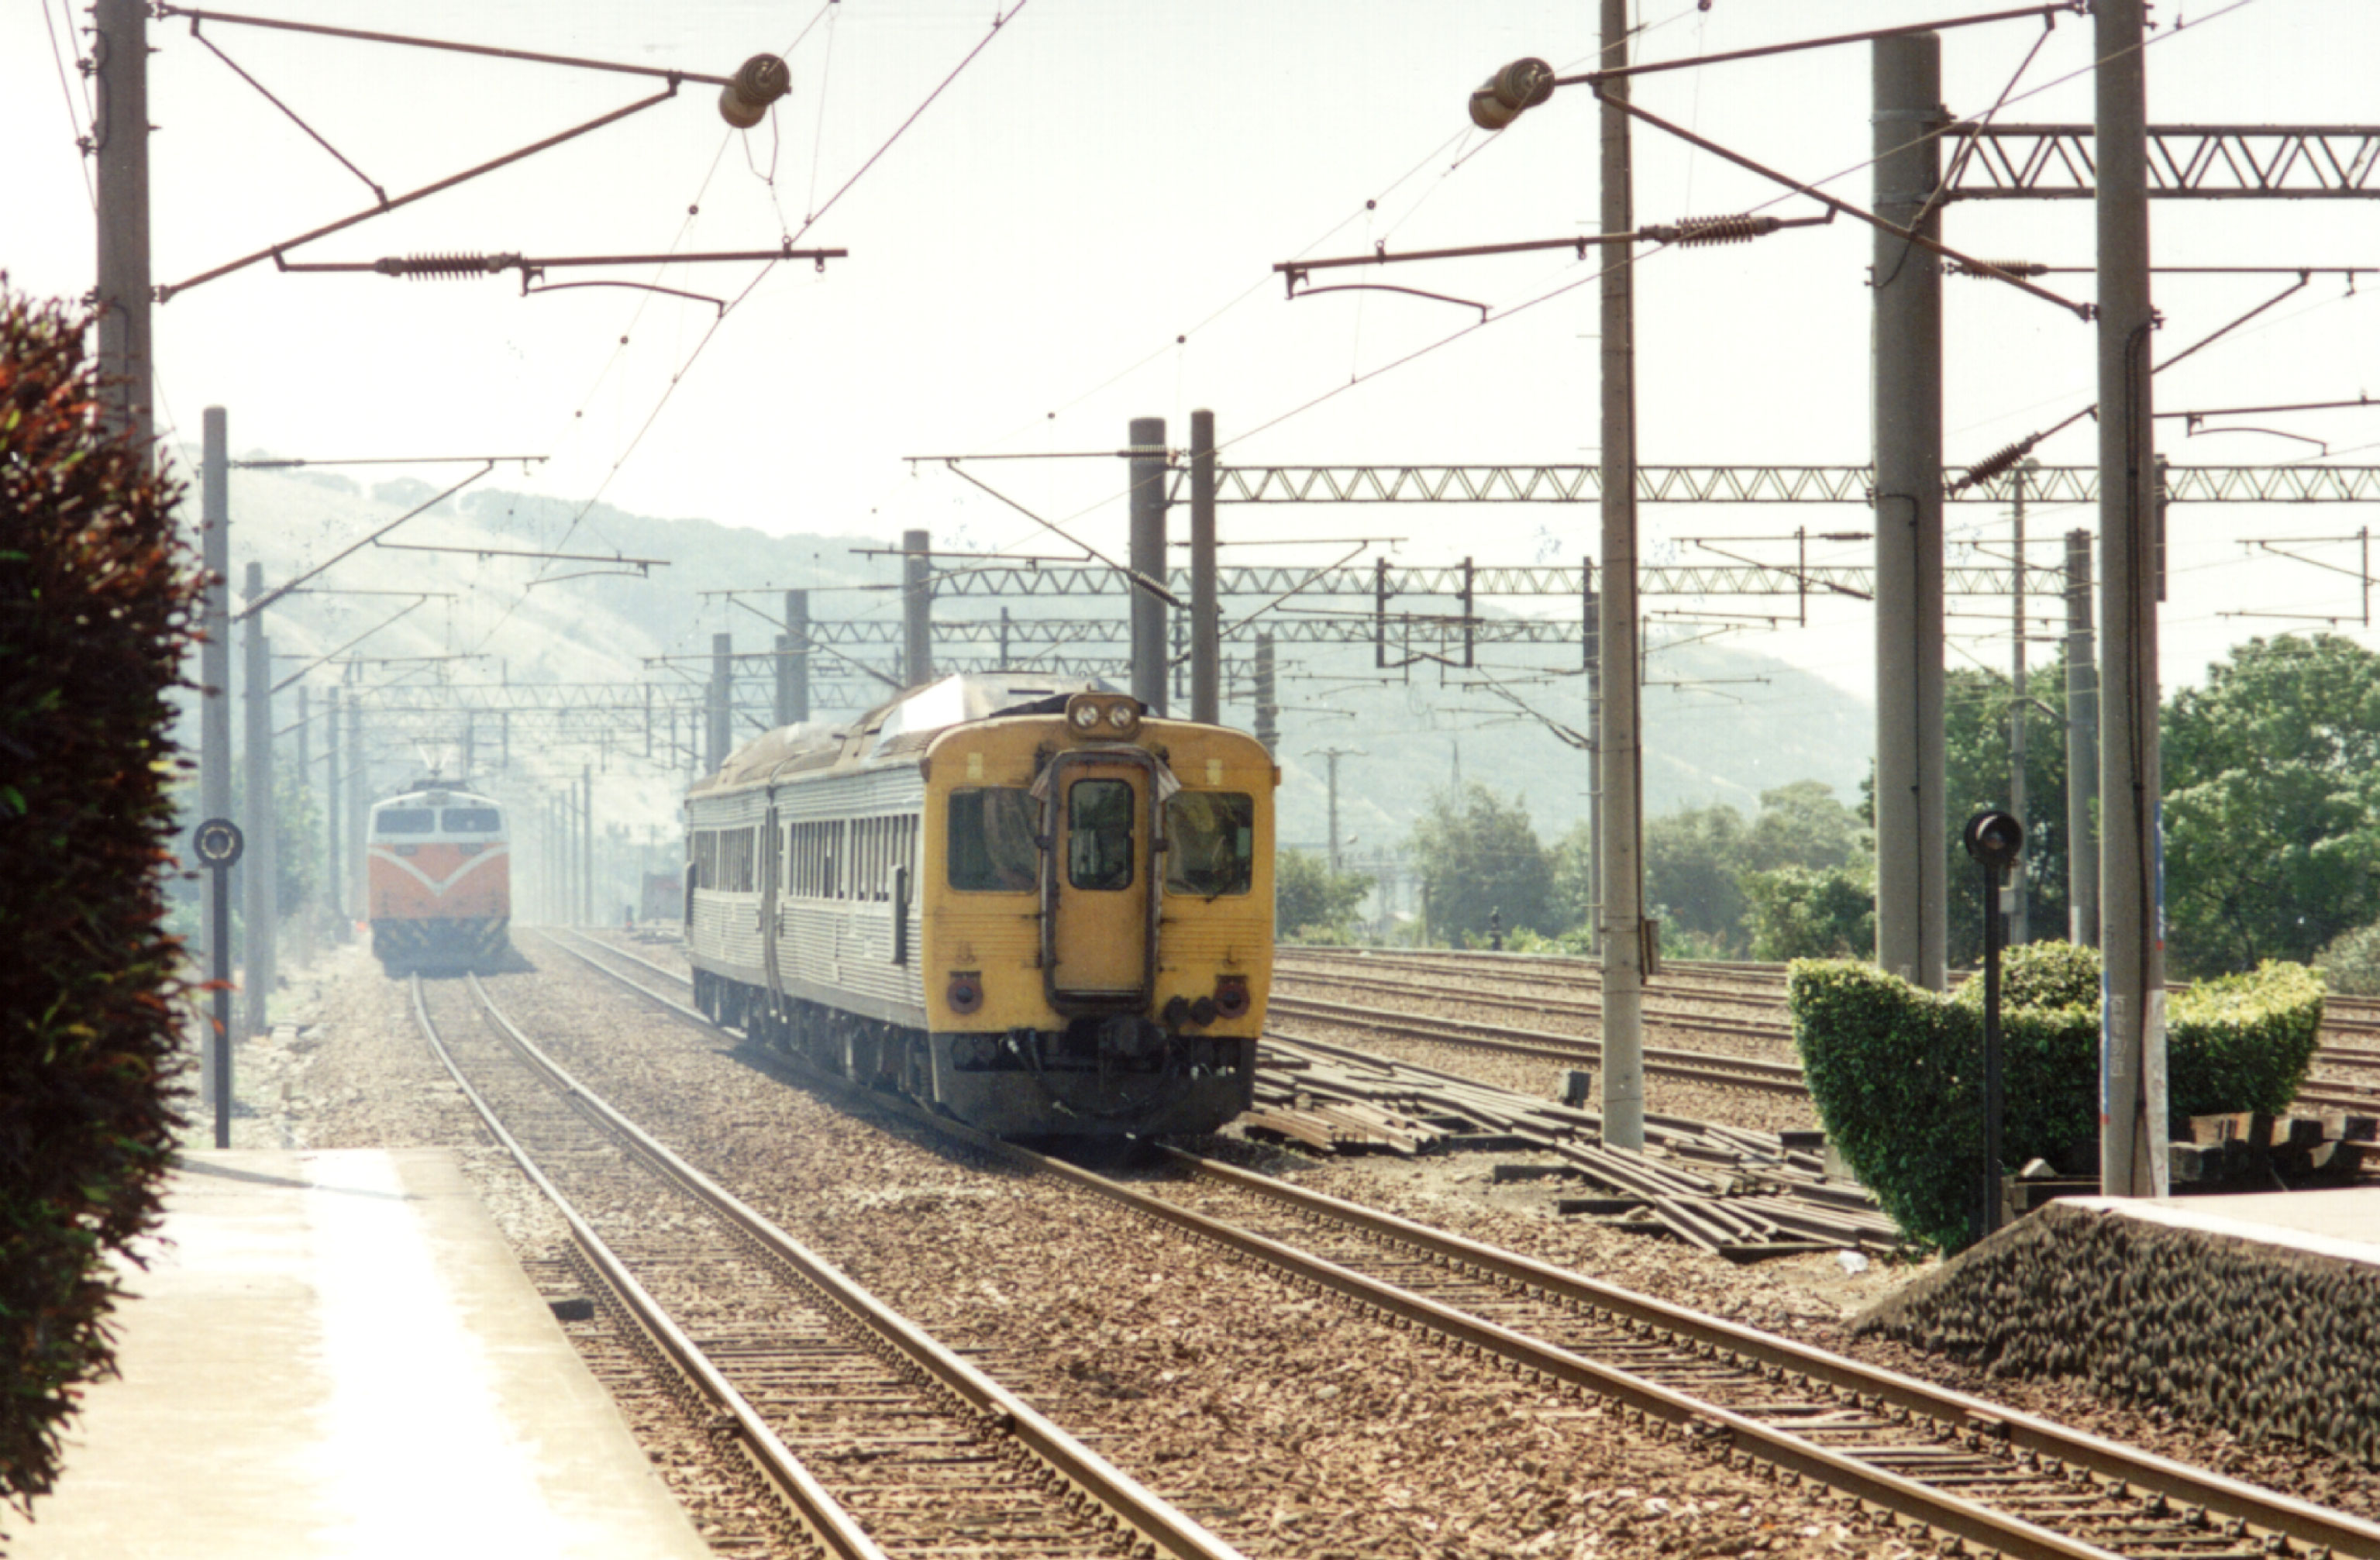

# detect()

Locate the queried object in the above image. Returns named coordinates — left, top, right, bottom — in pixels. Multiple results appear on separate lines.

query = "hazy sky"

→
left=8, top=0, right=2379, bottom=715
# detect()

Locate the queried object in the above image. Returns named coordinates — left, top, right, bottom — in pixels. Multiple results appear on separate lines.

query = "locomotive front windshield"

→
left=443, top=807, right=501, bottom=833
left=948, top=787, right=1038, bottom=891
left=1165, top=791, right=1255, bottom=897
left=376, top=808, right=436, bottom=835
left=1067, top=779, right=1135, bottom=890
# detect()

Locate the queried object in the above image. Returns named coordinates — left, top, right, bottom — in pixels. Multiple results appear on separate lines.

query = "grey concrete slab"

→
left=2065, top=1185, right=2380, bottom=1269
left=0, top=1149, right=713, bottom=1559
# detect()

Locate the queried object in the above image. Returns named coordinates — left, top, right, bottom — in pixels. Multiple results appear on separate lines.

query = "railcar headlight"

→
left=1068, top=697, right=1102, bottom=732
left=1107, top=702, right=1139, bottom=735
left=1213, top=975, right=1251, bottom=1020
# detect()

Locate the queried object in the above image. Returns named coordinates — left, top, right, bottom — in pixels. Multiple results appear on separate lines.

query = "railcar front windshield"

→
left=375, top=808, right=436, bottom=835
left=1164, top=791, right=1255, bottom=897
left=948, top=787, right=1038, bottom=891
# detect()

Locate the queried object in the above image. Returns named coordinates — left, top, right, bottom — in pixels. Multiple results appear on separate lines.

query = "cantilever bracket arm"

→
left=1591, top=87, right=2095, bottom=321
left=158, top=86, right=682, bottom=300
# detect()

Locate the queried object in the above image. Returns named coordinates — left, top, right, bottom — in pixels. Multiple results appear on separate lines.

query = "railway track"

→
left=542, top=929, right=2380, bottom=1560
left=409, top=969, right=1241, bottom=1560
left=1276, top=948, right=2380, bottom=1114
left=1265, top=991, right=1808, bottom=1094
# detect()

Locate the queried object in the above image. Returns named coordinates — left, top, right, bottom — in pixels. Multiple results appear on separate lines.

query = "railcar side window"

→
left=441, top=807, right=501, bottom=833
left=1067, top=780, right=1134, bottom=891
left=1164, top=792, right=1255, bottom=897
left=376, top=808, right=434, bottom=835
left=949, top=788, right=1038, bottom=891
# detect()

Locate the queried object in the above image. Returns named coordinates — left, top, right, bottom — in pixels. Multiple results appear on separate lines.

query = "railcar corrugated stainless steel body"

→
left=684, top=675, right=1276, bottom=1136
left=366, top=783, right=511, bottom=974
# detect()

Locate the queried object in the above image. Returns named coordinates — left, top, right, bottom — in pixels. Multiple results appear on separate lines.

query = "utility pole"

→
left=2065, top=529, right=2099, bottom=946
left=580, top=765, right=595, bottom=927
left=1128, top=416, right=1168, bottom=715
left=93, top=0, right=153, bottom=452
left=200, top=410, right=232, bottom=982
left=2009, top=462, right=2030, bottom=945
left=346, top=687, right=365, bottom=925
left=1584, top=567, right=1603, bottom=952
left=296, top=686, right=314, bottom=967
left=1253, top=635, right=1278, bottom=755
left=2096, top=0, right=2165, bottom=1199
left=1597, top=0, right=1647, bottom=1150
left=1872, top=31, right=1948, bottom=992
left=777, top=588, right=809, bottom=725
left=325, top=684, right=341, bottom=943
left=1312, top=749, right=1364, bottom=874
left=1190, top=408, right=1221, bottom=724
left=902, top=530, right=934, bottom=688
left=707, top=632, right=732, bottom=775
left=241, top=565, right=275, bottom=1038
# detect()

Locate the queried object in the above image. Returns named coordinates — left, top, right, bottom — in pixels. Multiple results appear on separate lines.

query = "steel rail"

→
left=406, top=976, right=888, bottom=1560
left=1276, top=962, right=1796, bottom=1038
left=1141, top=1148, right=2380, bottom=1560
left=543, top=932, right=2380, bottom=1559
left=455, top=960, right=1248, bottom=1560
left=1266, top=993, right=1810, bottom=1095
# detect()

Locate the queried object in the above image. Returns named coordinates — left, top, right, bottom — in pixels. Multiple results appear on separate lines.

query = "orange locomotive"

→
left=366, top=782, right=511, bottom=975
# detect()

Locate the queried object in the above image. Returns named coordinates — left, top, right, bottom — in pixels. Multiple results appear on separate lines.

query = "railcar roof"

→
left=691, top=671, right=1120, bottom=795
left=373, top=785, right=500, bottom=811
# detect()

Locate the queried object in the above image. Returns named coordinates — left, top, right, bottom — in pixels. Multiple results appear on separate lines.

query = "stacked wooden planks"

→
left=1248, top=1032, right=1905, bottom=1260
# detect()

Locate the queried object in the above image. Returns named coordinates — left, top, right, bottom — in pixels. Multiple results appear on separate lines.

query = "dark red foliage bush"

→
left=0, top=287, right=201, bottom=1514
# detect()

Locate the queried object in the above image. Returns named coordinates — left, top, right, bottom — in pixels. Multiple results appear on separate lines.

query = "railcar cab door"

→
left=1040, top=749, right=1159, bottom=1009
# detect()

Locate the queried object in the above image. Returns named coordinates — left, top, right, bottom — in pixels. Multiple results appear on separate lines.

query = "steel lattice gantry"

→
left=1939, top=124, right=2380, bottom=199
left=1204, top=462, right=2380, bottom=505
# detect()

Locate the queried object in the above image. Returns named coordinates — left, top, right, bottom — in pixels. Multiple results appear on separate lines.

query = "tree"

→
left=2161, top=634, right=2380, bottom=975
left=1, top=289, right=201, bottom=1514
left=1742, top=779, right=1868, bottom=874
left=1546, top=818, right=1596, bottom=936
left=1407, top=783, right=1552, bottom=944
left=1275, top=849, right=1373, bottom=942
left=1941, top=656, right=2072, bottom=967
left=1745, top=863, right=1876, bottom=961
left=1644, top=803, right=1751, bottom=953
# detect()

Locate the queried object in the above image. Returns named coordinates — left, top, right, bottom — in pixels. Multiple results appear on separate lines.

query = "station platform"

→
left=0, top=1149, right=712, bottom=1560
left=2072, top=1182, right=2380, bottom=1268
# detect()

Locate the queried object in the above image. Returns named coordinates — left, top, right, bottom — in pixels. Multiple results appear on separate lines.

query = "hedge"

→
left=1788, top=943, right=2324, bottom=1251
left=0, top=289, right=201, bottom=1514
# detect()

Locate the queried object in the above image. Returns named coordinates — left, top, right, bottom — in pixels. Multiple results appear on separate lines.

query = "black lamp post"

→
left=1962, top=809, right=2024, bottom=1238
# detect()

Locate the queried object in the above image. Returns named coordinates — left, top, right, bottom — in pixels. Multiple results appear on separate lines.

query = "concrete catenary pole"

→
left=325, top=684, right=341, bottom=943
left=1584, top=570, right=1603, bottom=951
left=1253, top=634, right=1278, bottom=755
left=296, top=686, right=314, bottom=967
left=707, top=633, right=732, bottom=775
left=1871, top=32, right=1948, bottom=990
left=200, top=411, right=232, bottom=969
left=93, top=0, right=153, bottom=453
left=345, top=687, right=365, bottom=923
left=580, top=765, right=595, bottom=928
left=241, top=565, right=275, bottom=1038
left=777, top=589, right=809, bottom=726
left=1597, top=0, right=1647, bottom=1149
left=1190, top=409, right=1221, bottom=725
left=2065, top=529, right=2099, bottom=946
left=1128, top=417, right=1169, bottom=715
left=2009, top=462, right=2030, bottom=945
left=902, top=530, right=934, bottom=689
left=2095, top=0, right=2165, bottom=1198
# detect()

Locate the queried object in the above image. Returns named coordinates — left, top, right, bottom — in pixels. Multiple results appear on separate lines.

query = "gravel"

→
left=191, top=933, right=2380, bottom=1558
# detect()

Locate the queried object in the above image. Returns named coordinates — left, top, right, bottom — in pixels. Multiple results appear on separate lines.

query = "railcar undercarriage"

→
left=692, top=969, right=1253, bottom=1137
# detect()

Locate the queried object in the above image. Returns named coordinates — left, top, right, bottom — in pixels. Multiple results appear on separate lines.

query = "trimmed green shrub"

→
left=2168, top=961, right=2324, bottom=1119
left=1, top=289, right=201, bottom=1514
left=1789, top=944, right=2325, bottom=1252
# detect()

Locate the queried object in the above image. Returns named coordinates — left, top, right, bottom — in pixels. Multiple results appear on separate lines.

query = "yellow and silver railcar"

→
left=684, top=674, right=1275, bottom=1136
